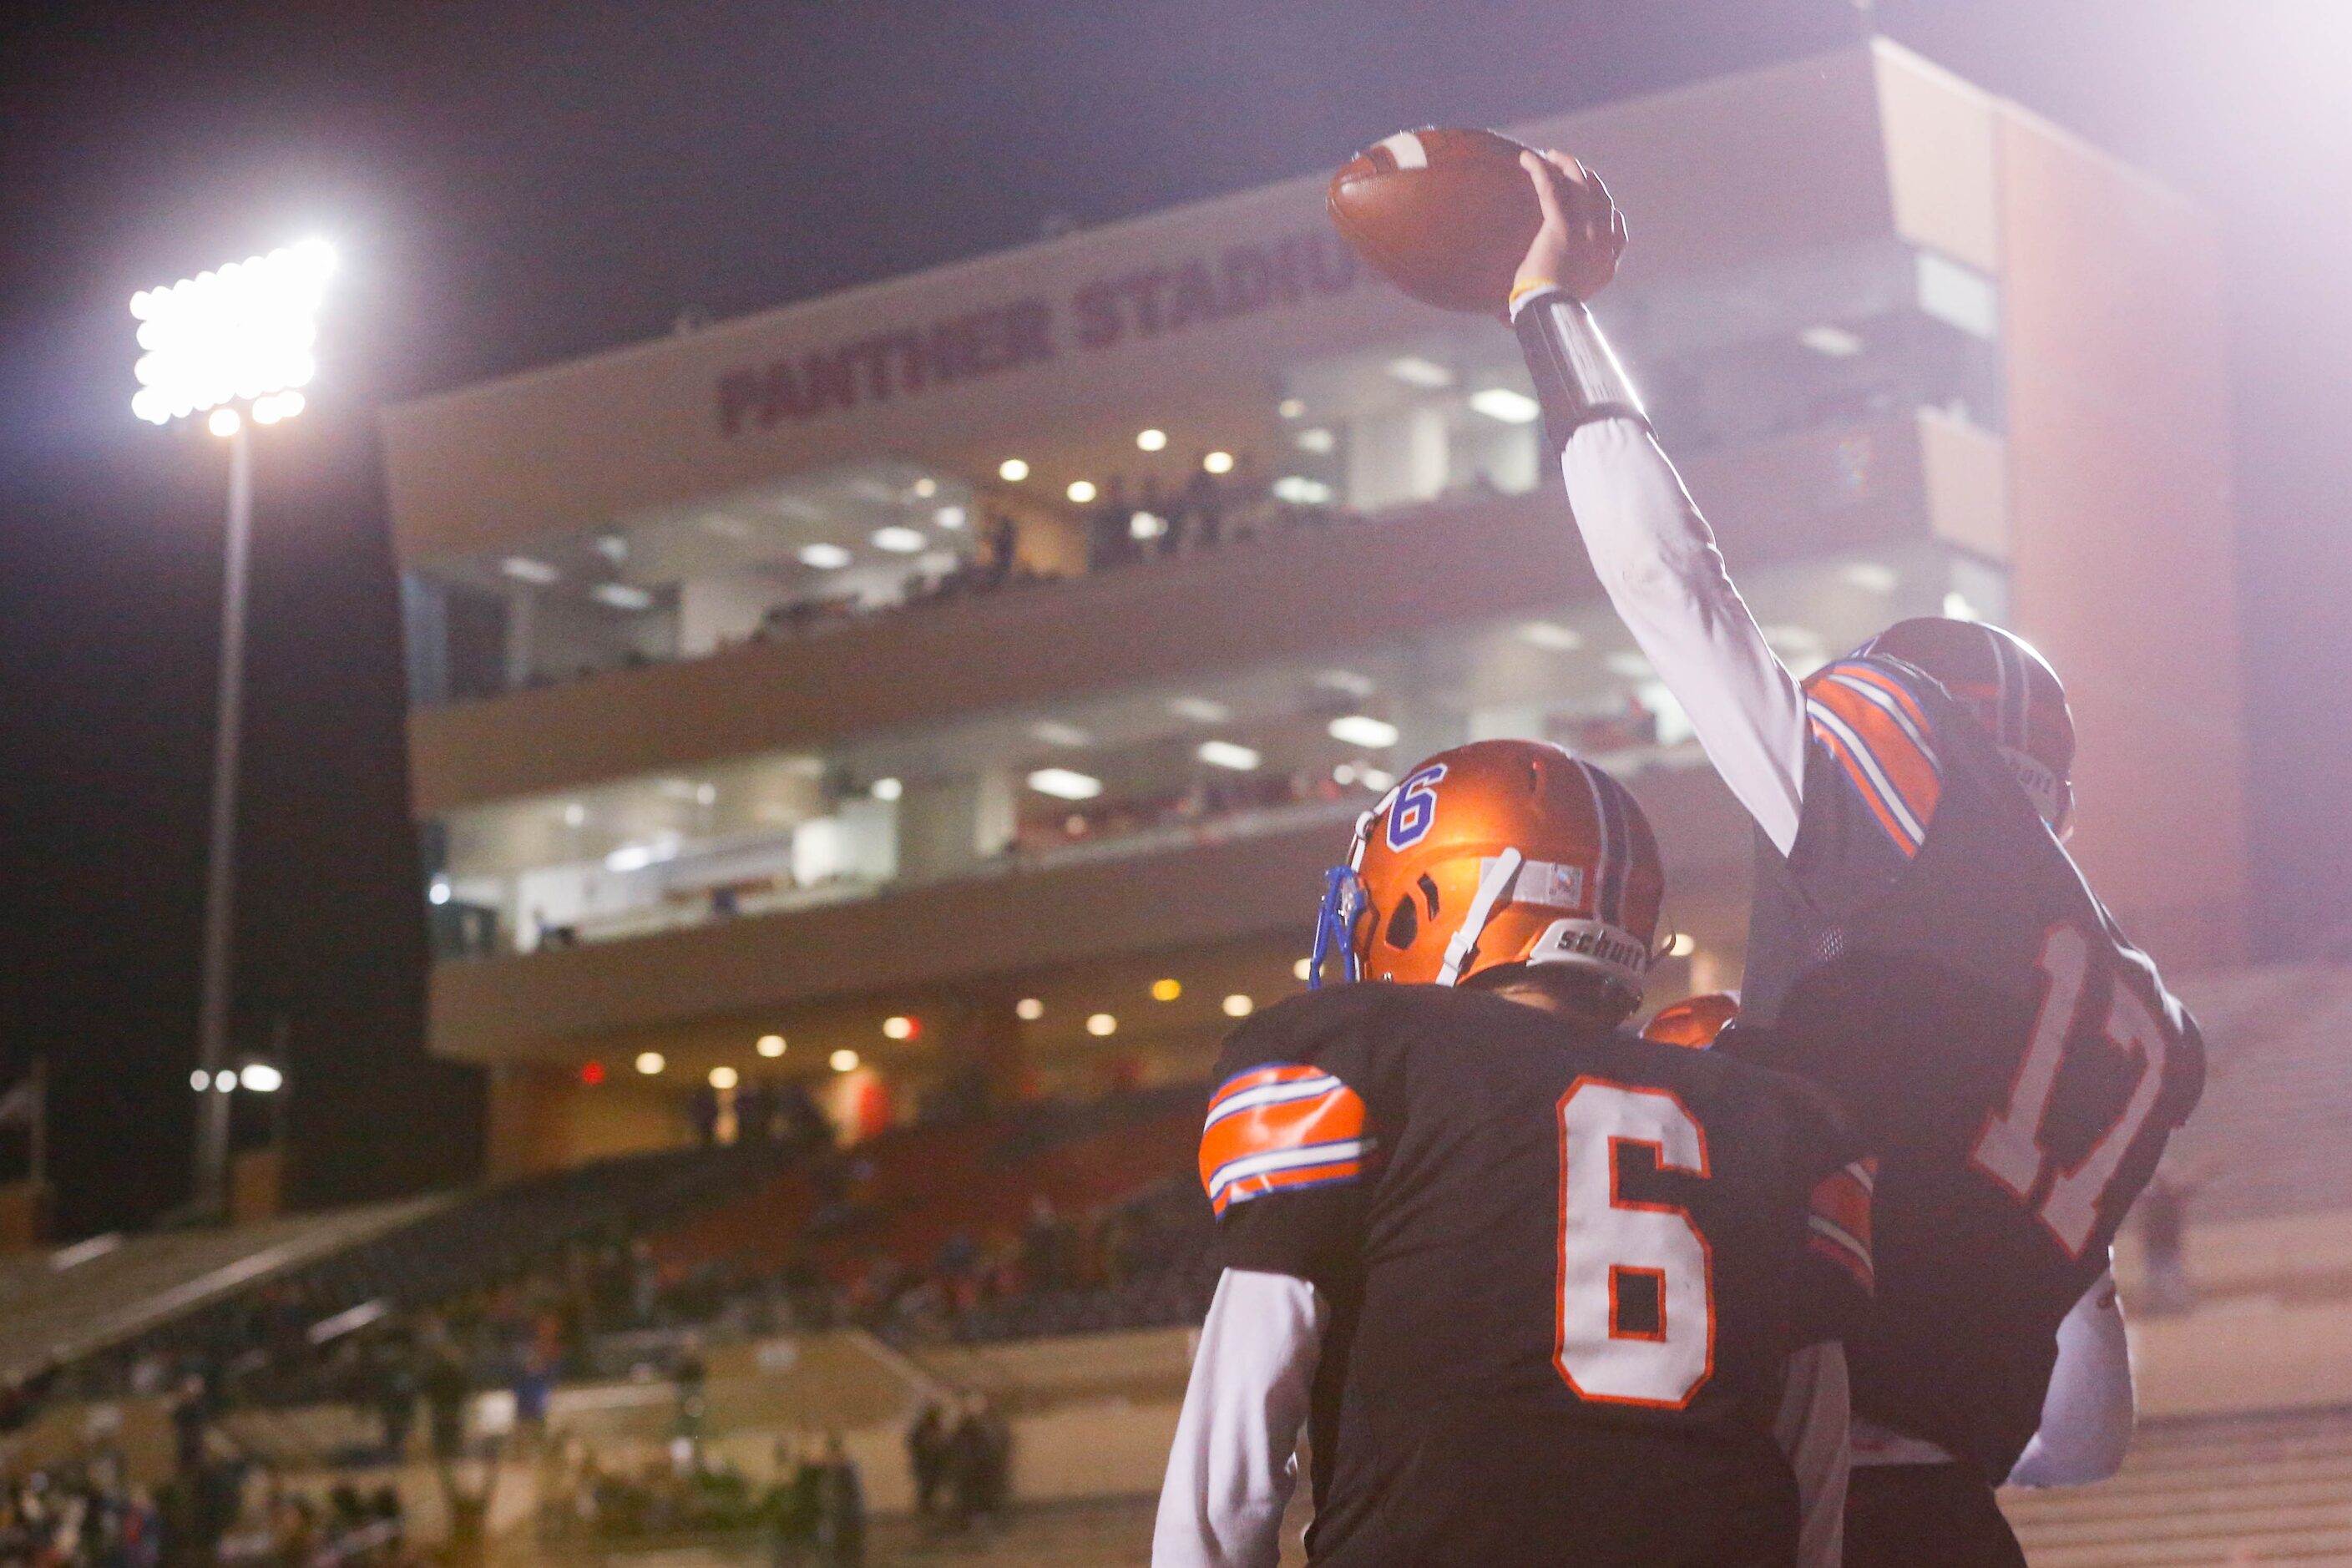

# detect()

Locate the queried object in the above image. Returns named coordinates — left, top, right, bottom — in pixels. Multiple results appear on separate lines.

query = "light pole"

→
left=131, top=239, right=334, bottom=1219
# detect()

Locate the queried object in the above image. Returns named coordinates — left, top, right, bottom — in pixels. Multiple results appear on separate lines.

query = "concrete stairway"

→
left=2006, top=1405, right=2352, bottom=1567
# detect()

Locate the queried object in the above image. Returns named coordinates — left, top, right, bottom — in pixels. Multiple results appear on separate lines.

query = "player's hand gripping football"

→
left=1513, top=149, right=1626, bottom=304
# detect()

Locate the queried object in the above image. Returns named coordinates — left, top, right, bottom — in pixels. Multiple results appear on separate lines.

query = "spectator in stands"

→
left=1177, top=461, right=1223, bottom=554
left=372, top=1336, right=417, bottom=1463
left=509, top=1343, right=554, bottom=1452
left=906, top=1403, right=948, bottom=1522
left=674, top=1333, right=709, bottom=1441
left=770, top=1433, right=822, bottom=1566
left=2138, top=1160, right=2204, bottom=1316
left=422, top=1344, right=471, bottom=1469
left=943, top=1392, right=1010, bottom=1529
left=811, top=1434, right=863, bottom=1567
left=169, top=1376, right=210, bottom=1480
left=1019, top=1194, right=1075, bottom=1292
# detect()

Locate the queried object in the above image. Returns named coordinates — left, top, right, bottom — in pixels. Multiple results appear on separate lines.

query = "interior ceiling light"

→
left=1196, top=740, right=1262, bottom=771
left=1839, top=561, right=1899, bottom=593
left=933, top=505, right=967, bottom=529
left=1384, top=355, right=1454, bottom=388
left=1029, top=720, right=1090, bottom=747
left=1026, top=767, right=1102, bottom=802
left=1129, top=511, right=1166, bottom=540
left=1169, top=696, right=1231, bottom=724
left=797, top=542, right=852, bottom=570
left=831, top=1049, right=859, bottom=1072
left=500, top=556, right=559, bottom=584
left=870, top=776, right=903, bottom=802
left=756, top=1034, right=787, bottom=1057
left=1151, top=979, right=1182, bottom=1002
left=998, top=458, right=1029, bottom=482
left=635, top=1051, right=665, bottom=1075
left=883, top=1015, right=917, bottom=1040
left=1015, top=998, right=1044, bottom=1021
left=913, top=477, right=938, bottom=498
left=1086, top=1013, right=1117, bottom=1037
left=871, top=525, right=926, bottom=553
left=1314, top=669, right=1375, bottom=698
left=1277, top=397, right=1306, bottom=418
left=1292, top=957, right=1314, bottom=981
left=1066, top=479, right=1098, bottom=503
left=1799, top=324, right=1865, bottom=358
left=1222, top=994, right=1254, bottom=1018
left=1136, top=427, right=1168, bottom=452
left=1202, top=450, right=1236, bottom=475
left=1518, top=620, right=1583, bottom=651
left=1271, top=476, right=1333, bottom=504
left=591, top=583, right=654, bottom=609
left=1604, top=651, right=1655, bottom=680
left=1468, top=387, right=1542, bottom=424
left=1327, top=714, right=1400, bottom=749
left=709, top=1065, right=739, bottom=1090
left=1293, top=426, right=1336, bottom=454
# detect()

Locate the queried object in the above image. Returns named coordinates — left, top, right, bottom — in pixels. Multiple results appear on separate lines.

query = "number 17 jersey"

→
left=1205, top=983, right=1871, bottom=1568
left=1735, top=655, right=2206, bottom=1479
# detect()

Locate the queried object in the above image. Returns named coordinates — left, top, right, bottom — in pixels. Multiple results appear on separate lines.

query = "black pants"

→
left=1845, top=1463, right=2027, bottom=1568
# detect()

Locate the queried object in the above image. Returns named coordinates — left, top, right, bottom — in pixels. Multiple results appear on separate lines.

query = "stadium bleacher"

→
left=0, top=1196, right=448, bottom=1384
left=2005, top=1404, right=2352, bottom=1566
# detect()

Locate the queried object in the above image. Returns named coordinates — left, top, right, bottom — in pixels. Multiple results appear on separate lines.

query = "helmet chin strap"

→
left=1436, top=847, right=1525, bottom=989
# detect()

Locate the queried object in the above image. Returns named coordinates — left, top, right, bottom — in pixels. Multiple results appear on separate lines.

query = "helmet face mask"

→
left=1308, top=741, right=1663, bottom=1014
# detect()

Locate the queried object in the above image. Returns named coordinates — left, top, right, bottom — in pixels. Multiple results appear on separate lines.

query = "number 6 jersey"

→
left=1205, top=982, right=1872, bottom=1568
left=1733, top=653, right=2206, bottom=1481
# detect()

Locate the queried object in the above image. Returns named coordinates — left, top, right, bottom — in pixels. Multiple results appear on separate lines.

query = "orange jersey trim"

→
left=1201, top=1064, right=1373, bottom=1216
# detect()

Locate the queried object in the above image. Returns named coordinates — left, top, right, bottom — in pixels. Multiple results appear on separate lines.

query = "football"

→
left=1327, top=127, right=1545, bottom=315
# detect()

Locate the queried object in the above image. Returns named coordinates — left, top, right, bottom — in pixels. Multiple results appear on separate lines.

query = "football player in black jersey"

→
left=1502, top=151, right=2204, bottom=1566
left=1152, top=740, right=1874, bottom=1568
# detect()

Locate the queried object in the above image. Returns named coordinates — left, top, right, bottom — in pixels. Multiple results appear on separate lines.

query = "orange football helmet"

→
left=1858, top=618, right=2075, bottom=831
left=1311, top=739, right=1662, bottom=1010
left=1641, top=991, right=1741, bottom=1050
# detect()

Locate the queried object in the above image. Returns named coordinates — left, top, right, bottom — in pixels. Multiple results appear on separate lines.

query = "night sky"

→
left=3, top=1, right=2345, bottom=1237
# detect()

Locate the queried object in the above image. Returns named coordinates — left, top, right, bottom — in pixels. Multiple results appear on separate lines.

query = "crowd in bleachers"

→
left=0, top=1446, right=415, bottom=1568
left=494, top=462, right=1358, bottom=701
left=17, top=1087, right=1208, bottom=1446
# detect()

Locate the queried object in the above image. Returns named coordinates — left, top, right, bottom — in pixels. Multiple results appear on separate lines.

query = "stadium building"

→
left=387, top=42, right=2244, bottom=1176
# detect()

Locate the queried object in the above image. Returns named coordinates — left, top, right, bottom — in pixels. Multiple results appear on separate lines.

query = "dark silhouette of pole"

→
left=194, top=425, right=252, bottom=1219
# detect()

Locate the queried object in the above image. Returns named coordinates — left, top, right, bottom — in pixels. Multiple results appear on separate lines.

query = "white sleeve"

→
left=1152, top=1268, right=1325, bottom=1568
left=1773, top=1341, right=1851, bottom=1568
left=1555, top=417, right=1811, bottom=856
left=2006, top=1270, right=2134, bottom=1488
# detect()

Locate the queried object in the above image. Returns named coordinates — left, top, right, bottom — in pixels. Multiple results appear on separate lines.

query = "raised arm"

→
left=1152, top=1268, right=1325, bottom=1568
left=1510, top=152, right=1810, bottom=856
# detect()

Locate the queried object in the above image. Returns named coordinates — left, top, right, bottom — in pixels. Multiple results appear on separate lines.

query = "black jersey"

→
left=1204, top=983, right=1872, bottom=1568
left=1734, top=655, right=2205, bottom=1480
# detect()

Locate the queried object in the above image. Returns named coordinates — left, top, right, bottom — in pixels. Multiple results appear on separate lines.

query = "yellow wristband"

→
left=1508, top=277, right=1561, bottom=308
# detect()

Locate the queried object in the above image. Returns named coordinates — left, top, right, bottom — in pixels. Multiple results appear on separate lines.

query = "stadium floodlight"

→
left=129, top=240, right=334, bottom=427
left=132, top=237, right=335, bottom=1222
